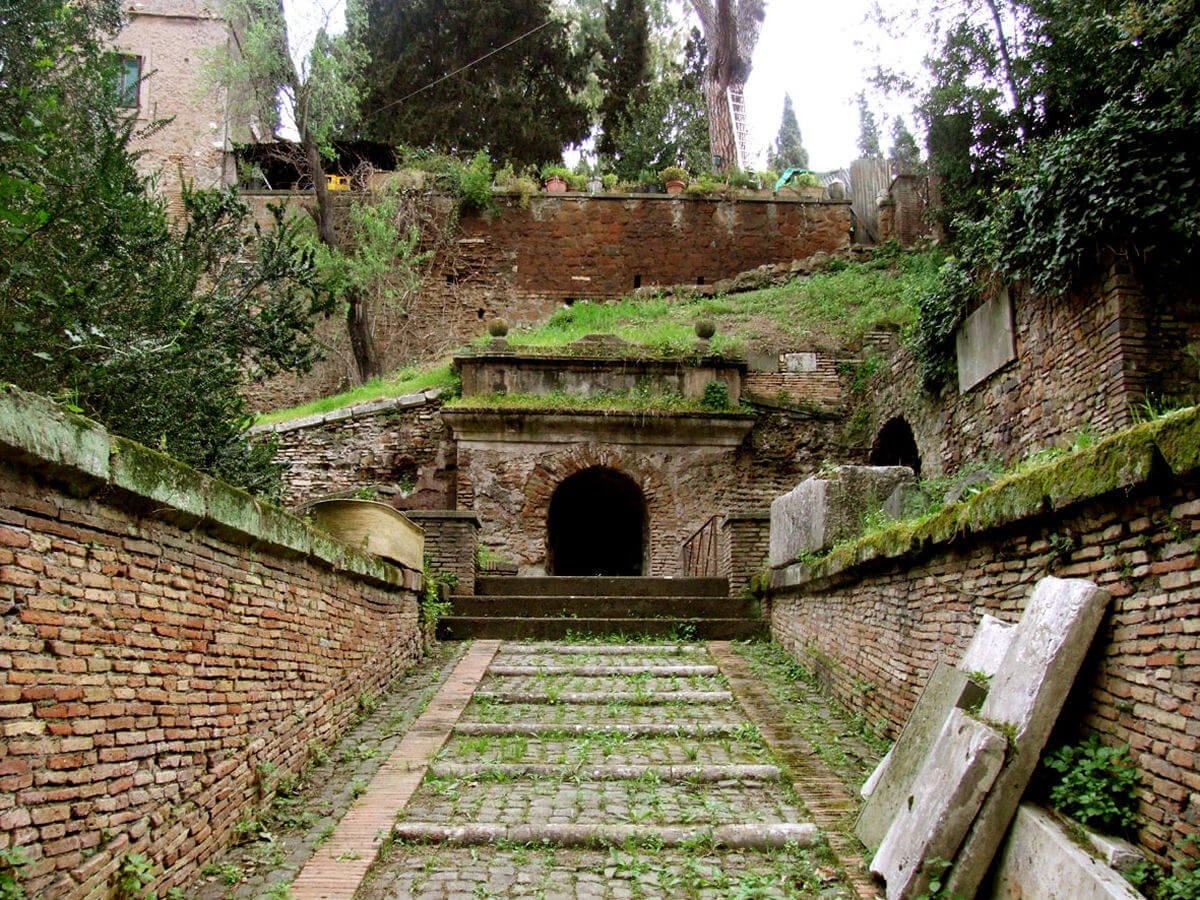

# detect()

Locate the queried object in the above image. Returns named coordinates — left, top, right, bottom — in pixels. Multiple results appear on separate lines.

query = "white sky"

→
left=283, top=0, right=931, bottom=173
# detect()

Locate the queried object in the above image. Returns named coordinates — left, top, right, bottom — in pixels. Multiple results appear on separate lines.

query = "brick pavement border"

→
left=289, top=640, right=501, bottom=899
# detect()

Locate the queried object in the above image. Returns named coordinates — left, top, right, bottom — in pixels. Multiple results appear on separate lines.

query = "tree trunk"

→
left=303, top=129, right=381, bottom=383
left=704, top=73, right=737, bottom=173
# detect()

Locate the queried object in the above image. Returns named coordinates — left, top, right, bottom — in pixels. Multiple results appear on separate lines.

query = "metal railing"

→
left=681, top=514, right=721, bottom=577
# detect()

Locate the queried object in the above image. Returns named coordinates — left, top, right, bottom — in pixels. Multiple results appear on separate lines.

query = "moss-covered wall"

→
left=0, top=387, right=423, bottom=897
left=769, top=408, right=1200, bottom=867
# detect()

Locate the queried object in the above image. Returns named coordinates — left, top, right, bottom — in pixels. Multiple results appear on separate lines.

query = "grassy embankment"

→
left=255, top=247, right=942, bottom=425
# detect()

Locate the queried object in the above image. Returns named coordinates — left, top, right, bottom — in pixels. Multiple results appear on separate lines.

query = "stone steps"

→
left=474, top=575, right=730, bottom=597
left=437, top=614, right=765, bottom=640
left=447, top=593, right=756, bottom=618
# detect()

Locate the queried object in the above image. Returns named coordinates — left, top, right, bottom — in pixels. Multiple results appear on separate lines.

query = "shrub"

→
left=700, top=380, right=731, bottom=411
left=1042, top=734, right=1141, bottom=834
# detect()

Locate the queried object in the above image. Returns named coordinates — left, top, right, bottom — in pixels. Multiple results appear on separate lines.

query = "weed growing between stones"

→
left=1040, top=735, right=1141, bottom=834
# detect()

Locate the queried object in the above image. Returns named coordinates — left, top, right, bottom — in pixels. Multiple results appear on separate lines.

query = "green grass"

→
left=499, top=247, right=940, bottom=354
left=254, top=248, right=940, bottom=424
left=253, top=362, right=456, bottom=426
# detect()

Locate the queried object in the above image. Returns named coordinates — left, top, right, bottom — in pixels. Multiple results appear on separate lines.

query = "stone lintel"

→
left=443, top=409, right=755, bottom=447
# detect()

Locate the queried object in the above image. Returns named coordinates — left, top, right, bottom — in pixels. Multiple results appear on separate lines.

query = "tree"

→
left=212, top=0, right=377, bottom=380
left=0, top=0, right=332, bottom=494
left=595, top=0, right=652, bottom=158
left=889, top=117, right=923, bottom=173
left=686, top=0, right=765, bottom=172
left=769, top=93, right=808, bottom=171
left=353, top=0, right=591, bottom=168
left=856, top=92, right=882, bottom=157
left=600, top=28, right=710, bottom=180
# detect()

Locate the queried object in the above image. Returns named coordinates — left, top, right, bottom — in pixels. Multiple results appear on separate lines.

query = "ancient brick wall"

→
left=769, top=444, right=1200, bottom=864
left=721, top=514, right=770, bottom=597
left=245, top=193, right=852, bottom=412
left=858, top=265, right=1200, bottom=476
left=745, top=368, right=845, bottom=407
left=260, top=393, right=456, bottom=510
left=0, top=391, right=422, bottom=897
left=407, top=511, right=479, bottom=596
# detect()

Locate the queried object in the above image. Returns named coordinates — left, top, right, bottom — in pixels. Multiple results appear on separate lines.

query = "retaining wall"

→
left=768, top=407, right=1200, bottom=865
left=0, top=389, right=422, bottom=897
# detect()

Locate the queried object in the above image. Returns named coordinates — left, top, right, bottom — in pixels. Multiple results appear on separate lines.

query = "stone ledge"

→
left=771, top=405, right=1200, bottom=592
left=250, top=387, right=444, bottom=435
left=444, top=408, right=756, bottom=447
left=0, top=386, right=420, bottom=591
left=404, top=509, right=482, bottom=525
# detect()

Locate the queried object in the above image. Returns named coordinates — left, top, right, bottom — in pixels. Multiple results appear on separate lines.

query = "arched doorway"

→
left=869, top=416, right=922, bottom=476
left=546, top=467, right=647, bottom=576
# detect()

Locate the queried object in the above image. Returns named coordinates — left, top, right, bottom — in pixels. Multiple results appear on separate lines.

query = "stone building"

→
left=112, top=0, right=237, bottom=211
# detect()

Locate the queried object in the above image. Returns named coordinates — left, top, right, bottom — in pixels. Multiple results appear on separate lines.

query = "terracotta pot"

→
left=666, top=179, right=686, bottom=195
left=544, top=176, right=568, bottom=193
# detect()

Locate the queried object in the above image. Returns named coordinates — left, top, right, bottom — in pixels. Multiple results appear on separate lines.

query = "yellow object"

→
left=326, top=174, right=350, bottom=191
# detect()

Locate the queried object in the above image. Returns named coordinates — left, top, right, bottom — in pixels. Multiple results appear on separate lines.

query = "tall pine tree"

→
left=596, top=0, right=651, bottom=158
left=769, top=93, right=808, bottom=170
left=856, top=92, right=882, bottom=157
left=352, top=0, right=591, bottom=166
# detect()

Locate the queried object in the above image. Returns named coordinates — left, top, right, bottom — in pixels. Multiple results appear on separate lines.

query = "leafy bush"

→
left=700, top=380, right=732, bottom=411
left=1042, top=734, right=1141, bottom=834
left=0, top=847, right=28, bottom=900
left=455, top=149, right=495, bottom=213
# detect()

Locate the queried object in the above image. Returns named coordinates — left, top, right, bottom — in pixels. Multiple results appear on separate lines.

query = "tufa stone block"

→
left=769, top=466, right=916, bottom=566
left=871, top=708, right=1007, bottom=899
left=945, top=576, right=1110, bottom=898
left=956, top=287, right=1017, bottom=392
left=855, top=662, right=987, bottom=849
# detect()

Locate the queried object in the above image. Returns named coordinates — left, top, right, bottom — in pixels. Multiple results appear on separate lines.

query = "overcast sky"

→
left=284, top=0, right=930, bottom=173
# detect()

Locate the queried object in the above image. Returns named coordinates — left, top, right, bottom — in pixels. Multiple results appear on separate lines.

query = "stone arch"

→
left=869, top=416, right=922, bottom=476
left=521, top=446, right=673, bottom=574
left=546, top=467, right=647, bottom=575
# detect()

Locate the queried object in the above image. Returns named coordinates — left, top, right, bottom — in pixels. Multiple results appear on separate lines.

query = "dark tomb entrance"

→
left=869, top=416, right=922, bottom=476
left=547, top=467, right=648, bottom=576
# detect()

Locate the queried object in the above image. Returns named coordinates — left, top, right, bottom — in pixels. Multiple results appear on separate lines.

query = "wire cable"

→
left=367, top=17, right=556, bottom=120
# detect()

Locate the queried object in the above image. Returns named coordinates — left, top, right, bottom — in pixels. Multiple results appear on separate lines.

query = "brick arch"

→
left=521, top=446, right=674, bottom=569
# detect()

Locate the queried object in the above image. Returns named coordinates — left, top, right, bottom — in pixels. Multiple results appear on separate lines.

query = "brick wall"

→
left=858, top=264, right=1200, bottom=476
left=406, top=511, right=479, bottom=596
left=260, top=393, right=455, bottom=510
left=768, top=411, right=1200, bottom=866
left=721, top=514, right=770, bottom=597
left=0, top=390, right=422, bottom=897
left=246, top=192, right=852, bottom=412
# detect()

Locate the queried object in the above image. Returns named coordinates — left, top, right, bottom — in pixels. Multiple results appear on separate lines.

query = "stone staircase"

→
left=437, top=575, right=765, bottom=640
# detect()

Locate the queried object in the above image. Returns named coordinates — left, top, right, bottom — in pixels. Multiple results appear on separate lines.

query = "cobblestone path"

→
left=333, top=641, right=877, bottom=900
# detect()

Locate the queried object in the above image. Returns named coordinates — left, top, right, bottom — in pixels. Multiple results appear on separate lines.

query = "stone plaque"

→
left=956, top=287, right=1016, bottom=392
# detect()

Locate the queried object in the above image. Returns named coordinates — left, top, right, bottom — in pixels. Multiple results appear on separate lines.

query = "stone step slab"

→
left=496, top=643, right=705, bottom=655
left=438, top=616, right=765, bottom=640
left=451, top=594, right=757, bottom=617
left=472, top=690, right=733, bottom=704
left=473, top=575, right=729, bottom=597
left=453, top=722, right=752, bottom=737
left=426, top=763, right=782, bottom=782
left=393, top=821, right=818, bottom=850
left=485, top=664, right=720, bottom=677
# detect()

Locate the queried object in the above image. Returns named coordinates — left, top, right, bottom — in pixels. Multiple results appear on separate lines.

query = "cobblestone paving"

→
left=359, top=642, right=860, bottom=899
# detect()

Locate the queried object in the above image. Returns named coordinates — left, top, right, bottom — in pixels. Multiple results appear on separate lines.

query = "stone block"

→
left=871, top=708, right=1007, bottom=899
left=945, top=576, right=1110, bottom=898
left=769, top=466, right=916, bottom=566
left=855, top=663, right=987, bottom=849
left=956, top=287, right=1017, bottom=392
left=958, top=614, right=1016, bottom=680
left=0, top=388, right=110, bottom=481
left=782, top=352, right=818, bottom=373
left=989, top=804, right=1145, bottom=899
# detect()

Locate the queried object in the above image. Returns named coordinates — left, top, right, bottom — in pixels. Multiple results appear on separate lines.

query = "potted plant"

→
left=540, top=163, right=571, bottom=193
left=659, top=165, right=690, bottom=195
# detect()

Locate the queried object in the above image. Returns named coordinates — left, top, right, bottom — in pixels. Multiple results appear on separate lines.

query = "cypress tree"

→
left=769, top=93, right=809, bottom=170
